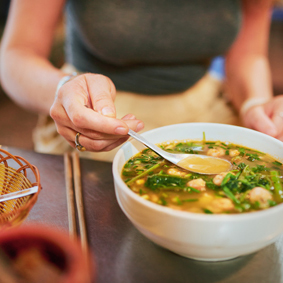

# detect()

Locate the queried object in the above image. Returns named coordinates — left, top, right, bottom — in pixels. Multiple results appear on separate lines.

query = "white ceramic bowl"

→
left=112, top=123, right=283, bottom=261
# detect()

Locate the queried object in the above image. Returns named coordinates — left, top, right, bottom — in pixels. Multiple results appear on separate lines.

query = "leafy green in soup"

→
left=121, top=140, right=283, bottom=214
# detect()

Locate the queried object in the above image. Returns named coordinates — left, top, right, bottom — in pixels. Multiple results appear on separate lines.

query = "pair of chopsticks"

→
left=64, top=151, right=88, bottom=254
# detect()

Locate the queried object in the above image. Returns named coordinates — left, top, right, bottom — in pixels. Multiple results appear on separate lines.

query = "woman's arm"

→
left=225, top=0, right=273, bottom=111
left=0, top=0, right=67, bottom=114
left=225, top=0, right=283, bottom=139
left=0, top=0, right=143, bottom=151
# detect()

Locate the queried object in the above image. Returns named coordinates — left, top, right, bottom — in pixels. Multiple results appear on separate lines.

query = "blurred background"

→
left=0, top=1, right=283, bottom=151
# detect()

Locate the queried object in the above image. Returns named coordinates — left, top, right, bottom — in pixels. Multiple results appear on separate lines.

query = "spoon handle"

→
left=0, top=186, right=38, bottom=203
left=128, top=129, right=171, bottom=160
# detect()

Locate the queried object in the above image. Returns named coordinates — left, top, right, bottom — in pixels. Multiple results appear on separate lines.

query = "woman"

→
left=0, top=0, right=282, bottom=161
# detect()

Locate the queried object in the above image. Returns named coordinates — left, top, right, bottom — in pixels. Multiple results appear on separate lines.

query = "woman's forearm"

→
left=0, top=48, right=66, bottom=115
left=225, top=54, right=273, bottom=112
left=0, top=0, right=67, bottom=115
left=225, top=0, right=273, bottom=112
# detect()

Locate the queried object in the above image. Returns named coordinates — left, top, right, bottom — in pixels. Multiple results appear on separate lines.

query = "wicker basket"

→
left=0, top=148, right=41, bottom=228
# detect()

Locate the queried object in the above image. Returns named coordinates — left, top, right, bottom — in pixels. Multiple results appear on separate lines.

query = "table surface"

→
left=4, top=146, right=283, bottom=283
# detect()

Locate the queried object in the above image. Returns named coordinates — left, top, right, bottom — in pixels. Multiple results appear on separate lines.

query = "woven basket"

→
left=0, top=148, right=41, bottom=228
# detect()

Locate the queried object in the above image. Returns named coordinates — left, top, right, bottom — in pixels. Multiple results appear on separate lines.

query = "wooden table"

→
left=4, top=146, right=283, bottom=283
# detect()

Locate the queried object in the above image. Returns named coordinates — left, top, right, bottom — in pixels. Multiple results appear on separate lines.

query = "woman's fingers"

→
left=54, top=108, right=144, bottom=152
left=78, top=134, right=130, bottom=152
left=243, top=106, right=278, bottom=137
left=56, top=109, right=144, bottom=139
left=265, top=96, right=283, bottom=140
left=65, top=100, right=133, bottom=135
left=271, top=111, right=283, bottom=142
left=242, top=95, right=283, bottom=141
left=60, top=125, right=130, bottom=152
left=51, top=77, right=136, bottom=136
left=84, top=73, right=117, bottom=118
left=50, top=73, right=145, bottom=152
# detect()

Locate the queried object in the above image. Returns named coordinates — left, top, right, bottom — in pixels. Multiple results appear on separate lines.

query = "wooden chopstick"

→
left=71, top=151, right=88, bottom=254
left=64, top=152, right=77, bottom=239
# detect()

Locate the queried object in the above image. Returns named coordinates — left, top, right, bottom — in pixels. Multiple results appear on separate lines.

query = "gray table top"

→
left=4, top=146, right=283, bottom=283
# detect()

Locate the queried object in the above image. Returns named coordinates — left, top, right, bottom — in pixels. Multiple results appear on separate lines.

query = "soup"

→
left=121, top=139, right=283, bottom=214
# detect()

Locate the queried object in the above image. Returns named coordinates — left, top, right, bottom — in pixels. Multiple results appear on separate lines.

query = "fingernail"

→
left=124, top=114, right=136, bottom=120
left=136, top=122, right=144, bottom=132
left=101, top=107, right=115, bottom=117
left=115, top=127, right=128, bottom=135
left=266, top=128, right=277, bottom=136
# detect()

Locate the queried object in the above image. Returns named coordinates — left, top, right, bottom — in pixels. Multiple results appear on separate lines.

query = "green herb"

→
left=268, top=199, right=277, bottom=207
left=246, top=153, right=260, bottom=161
left=238, top=148, right=246, bottom=156
left=144, top=164, right=152, bottom=169
left=187, top=187, right=201, bottom=193
left=235, top=171, right=241, bottom=179
left=271, top=170, right=283, bottom=202
left=122, top=169, right=137, bottom=177
left=173, top=196, right=183, bottom=205
left=272, top=161, right=283, bottom=166
left=145, top=174, right=188, bottom=190
left=202, top=132, right=206, bottom=143
left=159, top=197, right=168, bottom=206
left=241, top=202, right=251, bottom=211
left=203, top=208, right=213, bottom=214
left=126, top=163, right=163, bottom=185
left=221, top=173, right=235, bottom=186
left=206, top=180, right=218, bottom=190
left=258, top=178, right=270, bottom=188
left=223, top=187, right=240, bottom=204
left=254, top=201, right=260, bottom=209
left=252, top=164, right=269, bottom=173
left=239, top=190, right=251, bottom=202
left=237, top=163, right=247, bottom=170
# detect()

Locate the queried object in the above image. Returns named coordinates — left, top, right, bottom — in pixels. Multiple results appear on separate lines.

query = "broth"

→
left=121, top=139, right=283, bottom=214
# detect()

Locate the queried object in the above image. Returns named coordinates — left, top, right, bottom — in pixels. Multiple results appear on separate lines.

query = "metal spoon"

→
left=128, top=129, right=232, bottom=175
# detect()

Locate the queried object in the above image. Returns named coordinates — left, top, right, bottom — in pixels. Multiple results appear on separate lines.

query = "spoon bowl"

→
left=128, top=129, right=231, bottom=175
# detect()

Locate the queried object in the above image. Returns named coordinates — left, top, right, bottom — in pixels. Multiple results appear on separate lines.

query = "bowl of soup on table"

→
left=112, top=123, right=283, bottom=261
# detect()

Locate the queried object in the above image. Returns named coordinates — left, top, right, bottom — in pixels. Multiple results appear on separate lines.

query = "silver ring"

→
left=75, top=133, right=86, bottom=152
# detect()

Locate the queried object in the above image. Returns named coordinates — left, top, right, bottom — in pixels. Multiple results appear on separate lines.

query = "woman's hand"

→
left=50, top=73, right=144, bottom=152
left=241, top=95, right=283, bottom=141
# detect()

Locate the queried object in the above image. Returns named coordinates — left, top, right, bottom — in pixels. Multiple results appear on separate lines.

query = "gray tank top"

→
left=65, top=0, right=241, bottom=94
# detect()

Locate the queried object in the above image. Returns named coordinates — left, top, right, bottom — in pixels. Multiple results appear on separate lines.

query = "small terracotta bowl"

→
left=0, top=224, right=95, bottom=283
